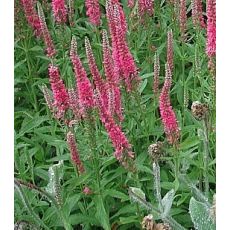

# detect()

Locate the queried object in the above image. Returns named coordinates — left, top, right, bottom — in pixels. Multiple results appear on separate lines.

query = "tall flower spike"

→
left=48, top=65, right=69, bottom=119
left=167, top=29, right=174, bottom=73
left=153, top=53, right=160, bottom=97
left=70, top=36, right=95, bottom=110
left=102, top=29, right=119, bottom=85
left=102, top=30, right=123, bottom=121
left=68, top=88, right=83, bottom=120
left=196, top=0, right=205, bottom=28
left=179, top=0, right=187, bottom=41
left=85, top=37, right=108, bottom=107
left=159, top=64, right=180, bottom=145
left=85, top=0, right=101, bottom=26
left=51, top=0, right=67, bottom=23
left=66, top=131, right=85, bottom=174
left=37, top=2, right=56, bottom=57
left=95, top=91, right=134, bottom=168
left=206, top=0, right=216, bottom=58
left=113, top=4, right=139, bottom=91
left=20, top=0, right=42, bottom=37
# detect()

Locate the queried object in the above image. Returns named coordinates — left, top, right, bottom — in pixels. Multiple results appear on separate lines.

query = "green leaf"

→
left=17, top=115, right=48, bottom=138
left=189, top=197, right=215, bottom=230
left=162, top=189, right=175, bottom=218
left=138, top=79, right=148, bottom=93
left=94, top=196, right=111, bottom=230
left=105, top=189, right=129, bottom=202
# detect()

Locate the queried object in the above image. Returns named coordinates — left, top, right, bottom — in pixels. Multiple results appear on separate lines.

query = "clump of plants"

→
left=15, top=0, right=216, bottom=229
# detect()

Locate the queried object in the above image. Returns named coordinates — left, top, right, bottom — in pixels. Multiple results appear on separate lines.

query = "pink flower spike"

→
left=70, top=36, right=95, bottom=110
left=48, top=65, right=69, bottom=119
left=206, top=0, right=216, bottom=58
left=37, top=3, right=56, bottom=57
left=85, top=0, right=101, bottom=26
left=85, top=37, right=108, bottom=107
left=52, top=0, right=67, bottom=23
left=66, top=131, right=85, bottom=174
left=20, top=0, right=42, bottom=37
left=95, top=91, right=134, bottom=168
left=159, top=64, right=180, bottom=145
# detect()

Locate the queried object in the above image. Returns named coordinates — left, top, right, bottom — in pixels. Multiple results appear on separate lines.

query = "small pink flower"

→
left=66, top=131, right=85, bottom=174
left=206, top=0, right=216, bottom=58
left=83, top=186, right=92, bottom=195
left=20, top=0, right=42, bottom=37
left=52, top=0, right=67, bottom=23
left=159, top=64, right=180, bottom=145
left=37, top=3, right=56, bottom=57
left=70, top=36, right=95, bottom=111
left=85, top=0, right=101, bottom=25
left=48, top=65, right=69, bottom=119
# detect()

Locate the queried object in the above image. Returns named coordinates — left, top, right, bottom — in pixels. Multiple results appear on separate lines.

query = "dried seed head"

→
left=142, top=214, right=155, bottom=230
left=191, top=101, right=208, bottom=120
left=156, top=223, right=172, bottom=230
left=148, top=142, right=164, bottom=161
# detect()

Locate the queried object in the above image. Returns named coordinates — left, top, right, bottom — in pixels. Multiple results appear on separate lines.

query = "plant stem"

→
left=14, top=182, right=49, bottom=230
left=202, top=119, right=210, bottom=198
left=15, top=179, right=72, bottom=230
left=152, top=162, right=163, bottom=213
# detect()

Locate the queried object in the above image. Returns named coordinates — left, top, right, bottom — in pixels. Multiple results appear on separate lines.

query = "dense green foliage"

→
left=14, top=0, right=216, bottom=229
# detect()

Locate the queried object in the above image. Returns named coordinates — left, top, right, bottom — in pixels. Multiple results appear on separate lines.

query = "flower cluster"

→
left=70, top=36, right=95, bottom=111
left=20, top=0, right=42, bottom=37
left=106, top=0, right=138, bottom=91
left=85, top=0, right=101, bottom=25
left=159, top=64, right=180, bottom=145
left=66, top=131, right=85, bottom=174
left=102, top=29, right=123, bottom=121
left=48, top=65, right=69, bottom=119
left=37, top=3, right=56, bottom=57
left=51, top=0, right=67, bottom=23
left=96, top=91, right=134, bottom=168
left=206, top=0, right=216, bottom=58
left=191, top=0, right=205, bottom=29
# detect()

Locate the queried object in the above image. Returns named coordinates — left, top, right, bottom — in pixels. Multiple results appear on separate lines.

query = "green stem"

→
left=152, top=162, right=163, bottom=214
left=14, top=182, right=49, bottom=230
left=15, top=179, right=72, bottom=230
left=202, top=119, right=210, bottom=198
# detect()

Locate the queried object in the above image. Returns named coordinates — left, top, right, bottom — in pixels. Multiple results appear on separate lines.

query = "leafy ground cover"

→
left=14, top=0, right=216, bottom=229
